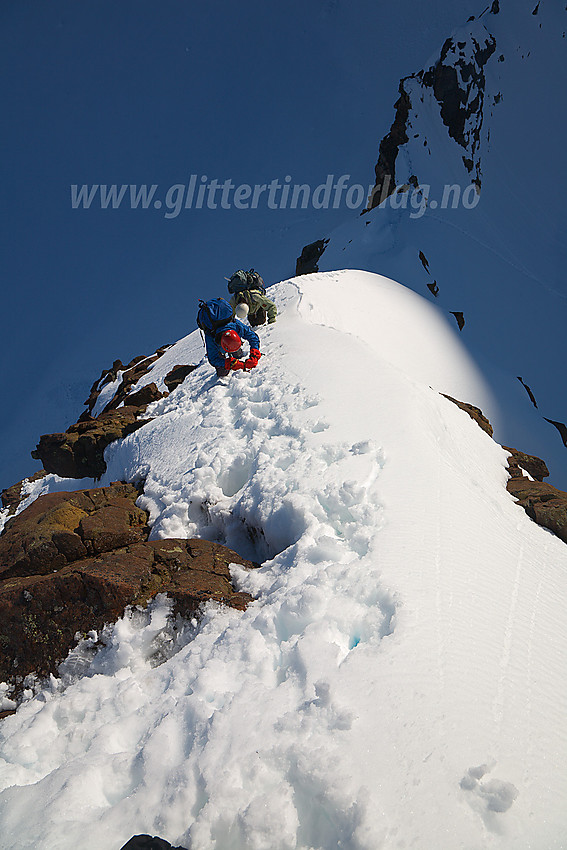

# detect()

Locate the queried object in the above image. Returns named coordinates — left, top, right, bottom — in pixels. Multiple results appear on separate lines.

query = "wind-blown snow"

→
left=1, top=271, right=566, bottom=850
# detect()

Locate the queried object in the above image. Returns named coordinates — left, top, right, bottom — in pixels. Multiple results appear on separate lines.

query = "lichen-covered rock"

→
left=0, top=482, right=148, bottom=578
left=0, top=484, right=256, bottom=697
left=0, top=538, right=255, bottom=695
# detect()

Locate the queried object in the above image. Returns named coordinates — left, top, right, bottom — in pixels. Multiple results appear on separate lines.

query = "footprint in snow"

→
left=460, top=763, right=518, bottom=821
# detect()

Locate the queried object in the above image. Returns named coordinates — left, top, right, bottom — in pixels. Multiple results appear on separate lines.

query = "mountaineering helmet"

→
left=220, top=328, right=242, bottom=353
left=234, top=302, right=249, bottom=320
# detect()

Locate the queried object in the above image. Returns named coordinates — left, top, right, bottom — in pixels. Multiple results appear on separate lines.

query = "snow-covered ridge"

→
left=303, top=2, right=567, bottom=488
left=1, top=270, right=566, bottom=850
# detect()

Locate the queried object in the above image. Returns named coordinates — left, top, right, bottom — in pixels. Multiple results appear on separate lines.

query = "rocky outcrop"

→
left=0, top=483, right=256, bottom=700
left=504, top=446, right=549, bottom=482
left=31, top=342, right=199, bottom=480
left=83, top=346, right=171, bottom=418
left=164, top=365, right=197, bottom=392
left=123, top=382, right=164, bottom=408
left=441, top=394, right=494, bottom=437
left=83, top=358, right=123, bottom=416
left=442, top=394, right=567, bottom=545
left=298, top=11, right=499, bottom=259
left=0, top=482, right=148, bottom=578
left=295, top=239, right=329, bottom=276
left=506, top=475, right=567, bottom=544
left=31, top=406, right=152, bottom=479
left=1, top=471, right=47, bottom=517
left=505, top=447, right=567, bottom=544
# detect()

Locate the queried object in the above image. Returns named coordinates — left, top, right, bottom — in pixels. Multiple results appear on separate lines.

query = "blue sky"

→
left=1, top=0, right=478, bottom=489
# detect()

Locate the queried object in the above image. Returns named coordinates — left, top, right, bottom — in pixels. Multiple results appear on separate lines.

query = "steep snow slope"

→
left=1, top=271, right=566, bottom=850
left=313, top=1, right=567, bottom=488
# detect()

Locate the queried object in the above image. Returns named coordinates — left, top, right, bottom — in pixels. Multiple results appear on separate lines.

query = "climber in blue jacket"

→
left=206, top=321, right=261, bottom=377
left=197, top=297, right=262, bottom=378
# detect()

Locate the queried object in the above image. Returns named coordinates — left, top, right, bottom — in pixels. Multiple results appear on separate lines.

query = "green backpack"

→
left=227, top=268, right=266, bottom=295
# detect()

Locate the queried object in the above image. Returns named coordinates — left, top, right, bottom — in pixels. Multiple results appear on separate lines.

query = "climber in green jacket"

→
left=229, top=288, right=277, bottom=327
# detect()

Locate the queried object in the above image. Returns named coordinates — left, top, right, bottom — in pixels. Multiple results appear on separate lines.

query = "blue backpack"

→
left=196, top=298, right=234, bottom=339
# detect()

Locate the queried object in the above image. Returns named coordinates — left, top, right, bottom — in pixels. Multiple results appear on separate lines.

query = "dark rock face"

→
left=449, top=311, right=466, bottom=331
left=517, top=376, right=539, bottom=408
left=543, top=417, right=567, bottom=448
left=421, top=33, right=496, bottom=163
left=295, top=239, right=330, bottom=276
left=32, top=406, right=152, bottom=479
left=120, top=836, right=188, bottom=850
left=419, top=251, right=430, bottom=273
left=367, top=79, right=412, bottom=209
left=366, top=21, right=496, bottom=209
left=0, top=483, right=256, bottom=697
